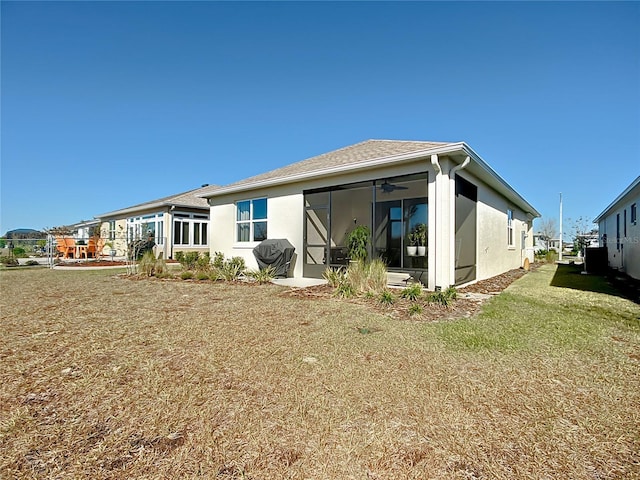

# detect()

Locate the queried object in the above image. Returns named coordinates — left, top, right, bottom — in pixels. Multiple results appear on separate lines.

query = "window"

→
left=108, top=221, right=116, bottom=241
left=236, top=198, right=267, bottom=242
left=193, top=222, right=207, bottom=246
left=507, top=209, right=514, bottom=247
left=616, top=213, right=621, bottom=250
left=128, top=213, right=165, bottom=245
left=631, top=203, right=637, bottom=224
left=173, top=212, right=209, bottom=246
left=624, top=209, right=627, bottom=237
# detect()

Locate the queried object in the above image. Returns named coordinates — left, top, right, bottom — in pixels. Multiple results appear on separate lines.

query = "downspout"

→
left=448, top=156, right=471, bottom=286
left=169, top=205, right=175, bottom=259
left=430, top=155, right=441, bottom=290
left=430, top=154, right=441, bottom=174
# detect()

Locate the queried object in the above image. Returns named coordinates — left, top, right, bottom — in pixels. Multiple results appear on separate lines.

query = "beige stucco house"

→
left=200, top=139, right=540, bottom=289
left=95, top=186, right=216, bottom=259
left=594, top=176, right=640, bottom=280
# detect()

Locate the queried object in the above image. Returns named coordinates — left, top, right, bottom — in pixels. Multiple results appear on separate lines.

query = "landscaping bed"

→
left=284, top=266, right=540, bottom=321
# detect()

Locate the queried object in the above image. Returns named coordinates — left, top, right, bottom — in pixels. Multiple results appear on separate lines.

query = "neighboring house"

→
left=200, top=139, right=540, bottom=289
left=594, top=176, right=640, bottom=280
left=548, top=238, right=563, bottom=252
left=70, top=219, right=100, bottom=243
left=533, top=233, right=552, bottom=252
left=95, top=185, right=217, bottom=259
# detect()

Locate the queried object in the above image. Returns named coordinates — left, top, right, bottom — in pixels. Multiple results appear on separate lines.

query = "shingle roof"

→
left=199, top=139, right=452, bottom=196
left=96, top=185, right=219, bottom=219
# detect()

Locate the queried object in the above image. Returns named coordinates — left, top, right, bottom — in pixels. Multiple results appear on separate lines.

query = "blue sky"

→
left=1, top=1, right=639, bottom=239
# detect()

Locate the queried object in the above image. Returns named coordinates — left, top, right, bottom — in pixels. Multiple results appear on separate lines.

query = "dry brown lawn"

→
left=1, top=266, right=639, bottom=479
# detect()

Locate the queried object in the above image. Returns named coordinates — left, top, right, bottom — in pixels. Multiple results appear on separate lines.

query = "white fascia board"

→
left=200, top=143, right=467, bottom=199
left=461, top=144, right=541, bottom=218
left=593, top=175, right=640, bottom=223
left=95, top=202, right=208, bottom=220
left=95, top=202, right=169, bottom=220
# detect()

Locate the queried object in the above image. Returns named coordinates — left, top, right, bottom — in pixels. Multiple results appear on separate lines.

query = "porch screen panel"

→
left=455, top=175, right=477, bottom=285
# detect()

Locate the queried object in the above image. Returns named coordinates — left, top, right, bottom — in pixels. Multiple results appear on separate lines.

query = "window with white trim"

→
left=507, top=209, right=514, bottom=248
left=108, top=220, right=116, bottom=241
left=236, top=198, right=267, bottom=242
left=631, top=203, right=637, bottom=225
left=173, top=212, right=209, bottom=246
left=128, top=213, right=165, bottom=245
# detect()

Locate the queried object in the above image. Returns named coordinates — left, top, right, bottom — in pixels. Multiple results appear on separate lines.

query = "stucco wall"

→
left=472, top=173, right=532, bottom=280
left=98, top=219, right=127, bottom=256
left=209, top=184, right=305, bottom=277
left=598, top=183, right=640, bottom=280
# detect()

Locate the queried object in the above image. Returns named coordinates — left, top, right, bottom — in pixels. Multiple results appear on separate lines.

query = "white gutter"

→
left=95, top=201, right=208, bottom=220
left=450, top=155, right=470, bottom=177
left=430, top=153, right=442, bottom=174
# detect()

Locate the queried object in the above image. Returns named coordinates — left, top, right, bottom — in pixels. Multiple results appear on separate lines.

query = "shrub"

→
left=195, top=271, right=210, bottom=281
left=366, top=259, right=388, bottom=293
left=213, top=255, right=246, bottom=281
left=175, top=251, right=185, bottom=264
left=408, top=303, right=424, bottom=316
left=212, top=251, right=225, bottom=268
left=138, top=251, right=167, bottom=277
left=444, top=286, right=457, bottom=300
left=323, top=267, right=346, bottom=288
left=12, top=247, right=26, bottom=257
left=0, top=256, right=18, bottom=266
left=335, top=282, right=354, bottom=298
left=427, top=287, right=457, bottom=307
left=247, top=266, right=276, bottom=284
left=180, top=271, right=194, bottom=280
left=196, top=252, right=211, bottom=271
left=345, top=259, right=387, bottom=294
left=400, top=283, right=422, bottom=301
left=326, top=259, right=388, bottom=298
left=379, top=290, right=395, bottom=305
left=229, top=256, right=246, bottom=271
left=26, top=260, right=40, bottom=266
left=179, top=251, right=200, bottom=270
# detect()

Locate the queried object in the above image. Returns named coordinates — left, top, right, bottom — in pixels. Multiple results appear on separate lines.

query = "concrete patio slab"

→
left=272, top=277, right=328, bottom=288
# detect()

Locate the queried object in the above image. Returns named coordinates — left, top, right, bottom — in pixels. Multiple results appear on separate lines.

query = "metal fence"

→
left=0, top=235, right=169, bottom=269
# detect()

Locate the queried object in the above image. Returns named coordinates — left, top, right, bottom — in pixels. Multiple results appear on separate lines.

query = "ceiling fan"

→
left=379, top=180, right=408, bottom=193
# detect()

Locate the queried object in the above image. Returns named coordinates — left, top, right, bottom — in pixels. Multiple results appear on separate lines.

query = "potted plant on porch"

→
left=415, top=223, right=427, bottom=256
left=406, top=231, right=418, bottom=256
left=346, top=225, right=371, bottom=262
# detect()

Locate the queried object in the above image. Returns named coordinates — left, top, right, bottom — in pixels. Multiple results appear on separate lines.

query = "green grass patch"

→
left=436, top=264, right=639, bottom=353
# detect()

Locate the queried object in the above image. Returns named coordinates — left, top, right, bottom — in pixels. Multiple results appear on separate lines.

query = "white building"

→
left=200, top=140, right=540, bottom=289
left=594, top=176, right=640, bottom=280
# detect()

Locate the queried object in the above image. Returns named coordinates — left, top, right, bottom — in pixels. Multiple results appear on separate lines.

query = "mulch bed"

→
left=283, top=265, right=539, bottom=322
left=57, top=260, right=178, bottom=267
left=57, top=260, right=129, bottom=267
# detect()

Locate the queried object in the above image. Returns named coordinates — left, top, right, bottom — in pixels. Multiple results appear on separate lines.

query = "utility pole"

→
left=559, top=193, right=563, bottom=262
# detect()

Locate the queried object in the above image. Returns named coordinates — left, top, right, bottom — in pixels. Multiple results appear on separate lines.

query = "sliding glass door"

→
left=303, top=172, right=428, bottom=279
